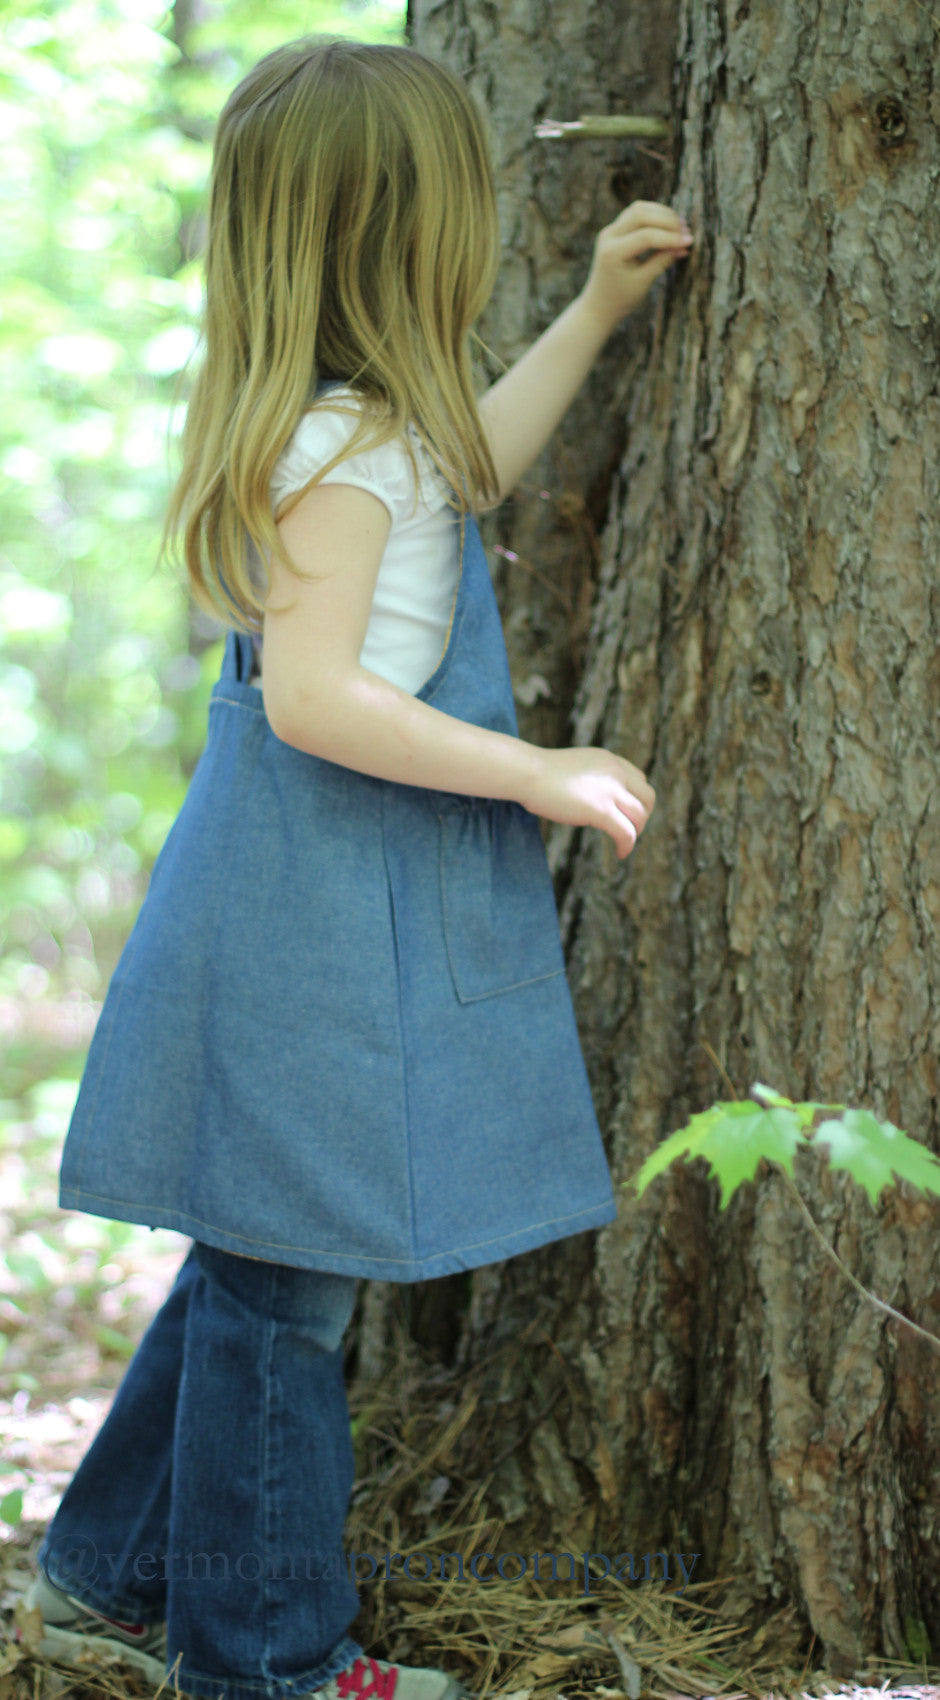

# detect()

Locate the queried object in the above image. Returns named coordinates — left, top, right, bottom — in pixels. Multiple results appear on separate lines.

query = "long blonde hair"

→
left=161, top=36, right=502, bottom=633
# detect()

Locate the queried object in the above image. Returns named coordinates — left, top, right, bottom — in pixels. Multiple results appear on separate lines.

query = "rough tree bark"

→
left=351, top=0, right=940, bottom=1675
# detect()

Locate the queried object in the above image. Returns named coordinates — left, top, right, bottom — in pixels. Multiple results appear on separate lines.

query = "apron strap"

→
left=221, top=631, right=257, bottom=684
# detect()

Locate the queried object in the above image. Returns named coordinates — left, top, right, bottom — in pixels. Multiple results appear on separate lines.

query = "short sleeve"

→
left=270, top=390, right=447, bottom=523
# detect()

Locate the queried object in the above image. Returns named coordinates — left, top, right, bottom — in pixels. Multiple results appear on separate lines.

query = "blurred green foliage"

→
left=0, top=0, right=404, bottom=1186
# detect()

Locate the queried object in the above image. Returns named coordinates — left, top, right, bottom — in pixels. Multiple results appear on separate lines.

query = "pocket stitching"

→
left=436, top=803, right=565, bottom=1004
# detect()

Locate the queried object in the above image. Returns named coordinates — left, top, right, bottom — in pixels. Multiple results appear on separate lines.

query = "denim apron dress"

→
left=58, top=500, right=618, bottom=1281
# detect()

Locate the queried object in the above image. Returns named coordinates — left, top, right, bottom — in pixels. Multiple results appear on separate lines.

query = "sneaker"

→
left=19, top=1567, right=168, bottom=1686
left=316, top=1653, right=473, bottom=1700
left=21, top=1574, right=473, bottom=1700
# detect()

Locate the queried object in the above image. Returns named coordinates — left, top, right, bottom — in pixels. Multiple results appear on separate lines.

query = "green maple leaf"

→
left=632, top=1090, right=813, bottom=1210
left=630, top=1084, right=940, bottom=1214
left=811, top=1109, right=940, bottom=1207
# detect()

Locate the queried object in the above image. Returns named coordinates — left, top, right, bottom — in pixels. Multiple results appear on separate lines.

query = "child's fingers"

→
left=607, top=808, right=638, bottom=858
left=632, top=249, right=687, bottom=293
left=607, top=243, right=692, bottom=302
left=610, top=200, right=688, bottom=236
left=600, top=781, right=646, bottom=844
left=612, top=225, right=693, bottom=263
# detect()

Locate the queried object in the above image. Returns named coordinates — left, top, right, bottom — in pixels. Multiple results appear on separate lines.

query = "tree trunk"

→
left=351, top=0, right=940, bottom=1675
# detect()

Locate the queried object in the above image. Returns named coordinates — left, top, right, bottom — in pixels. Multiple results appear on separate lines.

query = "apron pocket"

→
left=435, top=797, right=566, bottom=1003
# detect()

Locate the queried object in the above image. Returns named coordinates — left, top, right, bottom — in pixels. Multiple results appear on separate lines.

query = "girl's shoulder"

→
left=271, top=386, right=450, bottom=524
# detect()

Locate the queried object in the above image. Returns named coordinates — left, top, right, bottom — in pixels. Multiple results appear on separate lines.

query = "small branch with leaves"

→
left=630, top=1082, right=940, bottom=1353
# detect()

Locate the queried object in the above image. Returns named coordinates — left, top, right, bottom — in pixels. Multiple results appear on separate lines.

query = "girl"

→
left=26, top=35, right=692, bottom=1700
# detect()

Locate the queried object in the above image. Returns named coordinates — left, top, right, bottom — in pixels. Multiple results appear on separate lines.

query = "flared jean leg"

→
left=39, top=1238, right=366, bottom=1700
left=39, top=1243, right=200, bottom=1621
left=166, top=1242, right=364, bottom=1700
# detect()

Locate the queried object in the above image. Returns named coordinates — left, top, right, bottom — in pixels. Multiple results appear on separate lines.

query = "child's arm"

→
left=261, top=482, right=655, bottom=858
left=476, top=201, right=692, bottom=508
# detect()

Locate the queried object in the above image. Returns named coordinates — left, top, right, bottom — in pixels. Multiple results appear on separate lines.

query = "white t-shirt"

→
left=251, top=388, right=461, bottom=696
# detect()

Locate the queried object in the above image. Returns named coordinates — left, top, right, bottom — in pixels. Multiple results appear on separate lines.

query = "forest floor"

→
left=2, top=1110, right=939, bottom=1700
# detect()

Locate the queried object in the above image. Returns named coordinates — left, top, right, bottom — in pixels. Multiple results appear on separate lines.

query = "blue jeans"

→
left=38, top=1241, right=365, bottom=1700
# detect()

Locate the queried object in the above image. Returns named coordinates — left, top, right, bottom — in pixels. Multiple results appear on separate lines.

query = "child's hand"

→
left=521, top=746, right=656, bottom=860
left=579, top=201, right=693, bottom=336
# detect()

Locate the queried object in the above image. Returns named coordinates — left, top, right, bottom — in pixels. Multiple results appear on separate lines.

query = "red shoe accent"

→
left=336, top=1655, right=399, bottom=1699
left=14, top=1603, right=152, bottom=1645
left=94, top=1614, right=151, bottom=1640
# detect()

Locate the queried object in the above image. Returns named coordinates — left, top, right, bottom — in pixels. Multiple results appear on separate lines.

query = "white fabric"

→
left=255, top=388, right=461, bottom=696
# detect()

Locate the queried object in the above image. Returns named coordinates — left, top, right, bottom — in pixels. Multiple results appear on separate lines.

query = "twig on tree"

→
left=535, top=114, right=670, bottom=140
left=779, top=1166, right=940, bottom=1355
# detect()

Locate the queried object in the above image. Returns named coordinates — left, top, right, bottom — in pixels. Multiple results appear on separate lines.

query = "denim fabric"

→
left=58, top=433, right=618, bottom=1277
left=39, top=1241, right=363, bottom=1700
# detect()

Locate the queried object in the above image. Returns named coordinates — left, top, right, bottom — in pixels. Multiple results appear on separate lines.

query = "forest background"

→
left=0, top=0, right=402, bottom=1515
